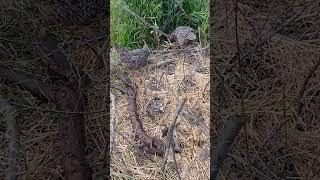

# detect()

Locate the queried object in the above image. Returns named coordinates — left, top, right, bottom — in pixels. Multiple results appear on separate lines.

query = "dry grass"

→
left=110, top=48, right=210, bottom=179
left=1, top=0, right=320, bottom=179
left=0, top=0, right=108, bottom=179
left=212, top=0, right=320, bottom=179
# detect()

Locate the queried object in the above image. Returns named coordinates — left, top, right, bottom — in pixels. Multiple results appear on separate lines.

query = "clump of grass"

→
left=111, top=0, right=209, bottom=49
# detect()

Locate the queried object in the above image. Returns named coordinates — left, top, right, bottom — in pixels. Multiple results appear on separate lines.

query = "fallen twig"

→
left=0, top=95, right=20, bottom=180
left=161, top=98, right=187, bottom=171
left=151, top=45, right=209, bottom=54
left=296, top=57, right=320, bottom=115
left=111, top=75, right=166, bottom=156
left=161, top=123, right=182, bottom=153
left=148, top=59, right=175, bottom=71
left=0, top=65, right=55, bottom=100
left=211, top=114, right=245, bottom=179
left=172, top=126, right=182, bottom=153
left=110, top=93, right=117, bottom=156
left=172, top=144, right=181, bottom=180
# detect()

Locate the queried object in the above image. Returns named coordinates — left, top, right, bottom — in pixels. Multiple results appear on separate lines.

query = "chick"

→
left=169, top=26, right=197, bottom=46
left=116, top=43, right=151, bottom=70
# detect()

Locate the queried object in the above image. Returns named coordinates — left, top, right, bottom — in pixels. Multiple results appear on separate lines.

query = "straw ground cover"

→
left=0, top=0, right=108, bottom=179
left=110, top=48, right=210, bottom=179
left=0, top=0, right=210, bottom=179
left=110, top=0, right=210, bottom=179
left=212, top=0, right=320, bottom=179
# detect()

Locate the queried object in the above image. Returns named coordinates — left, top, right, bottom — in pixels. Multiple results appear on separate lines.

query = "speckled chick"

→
left=169, top=26, right=197, bottom=46
left=116, top=44, right=150, bottom=70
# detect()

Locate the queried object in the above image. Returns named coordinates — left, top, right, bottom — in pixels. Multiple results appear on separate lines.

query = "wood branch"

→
left=148, top=59, right=175, bottom=71
left=172, top=144, right=181, bottom=180
left=111, top=76, right=166, bottom=157
left=170, top=121, right=183, bottom=180
left=211, top=115, right=245, bottom=179
left=161, top=123, right=182, bottom=153
left=0, top=95, right=20, bottom=180
left=0, top=65, right=55, bottom=100
left=33, top=29, right=82, bottom=89
left=35, top=32, right=91, bottom=180
left=151, top=45, right=209, bottom=54
left=162, top=98, right=187, bottom=171
left=172, top=126, right=182, bottom=153
left=296, top=57, right=320, bottom=115
left=127, top=81, right=165, bottom=156
left=110, top=93, right=117, bottom=156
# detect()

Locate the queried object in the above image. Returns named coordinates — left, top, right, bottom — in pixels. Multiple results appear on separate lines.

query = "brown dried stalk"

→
left=161, top=98, right=187, bottom=172
left=0, top=65, right=55, bottom=100
left=110, top=93, right=117, bottom=156
left=296, top=57, right=320, bottom=115
left=111, top=76, right=166, bottom=157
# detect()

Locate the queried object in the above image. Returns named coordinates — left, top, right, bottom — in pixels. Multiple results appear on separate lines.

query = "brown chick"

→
left=169, top=26, right=197, bottom=46
left=116, top=43, right=151, bottom=70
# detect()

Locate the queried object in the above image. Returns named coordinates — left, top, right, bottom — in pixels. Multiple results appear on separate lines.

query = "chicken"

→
left=169, top=26, right=197, bottom=46
left=116, top=43, right=150, bottom=70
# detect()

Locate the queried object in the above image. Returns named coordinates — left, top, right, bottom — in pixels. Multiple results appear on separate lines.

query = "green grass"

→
left=111, top=0, right=209, bottom=49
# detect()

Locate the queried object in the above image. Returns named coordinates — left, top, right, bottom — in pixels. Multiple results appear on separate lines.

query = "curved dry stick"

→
left=296, top=57, right=320, bottom=115
left=112, top=76, right=166, bottom=157
left=0, top=65, right=55, bottom=100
